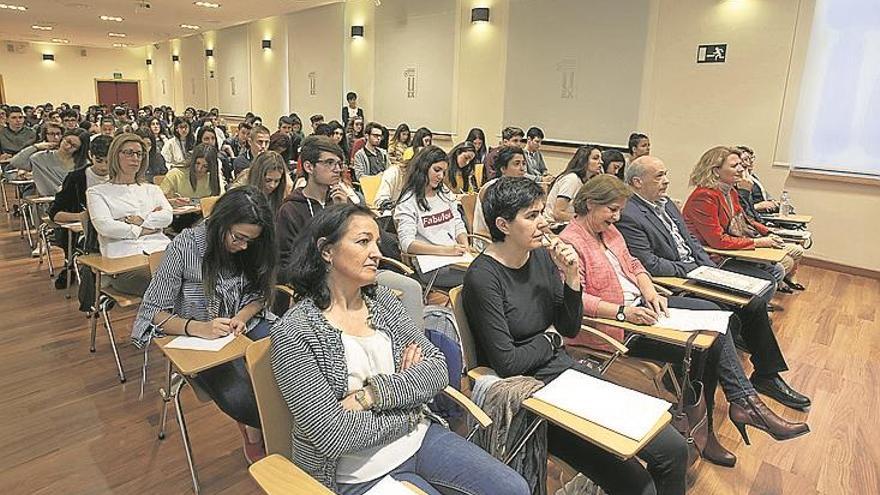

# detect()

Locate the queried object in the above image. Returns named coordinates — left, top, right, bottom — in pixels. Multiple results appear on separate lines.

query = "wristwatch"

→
left=616, top=305, right=627, bottom=322
left=545, top=331, right=563, bottom=350
left=354, top=389, right=373, bottom=410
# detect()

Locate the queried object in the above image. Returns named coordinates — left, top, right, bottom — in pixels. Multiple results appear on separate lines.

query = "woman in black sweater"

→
left=462, top=177, right=688, bottom=495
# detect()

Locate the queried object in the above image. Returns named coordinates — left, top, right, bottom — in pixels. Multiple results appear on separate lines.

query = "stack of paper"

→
left=687, top=265, right=771, bottom=296
left=774, top=228, right=811, bottom=239
left=532, top=370, right=671, bottom=441
left=364, top=476, right=414, bottom=495
left=655, top=308, right=732, bottom=334
left=163, top=333, right=236, bottom=352
left=415, top=253, right=473, bottom=273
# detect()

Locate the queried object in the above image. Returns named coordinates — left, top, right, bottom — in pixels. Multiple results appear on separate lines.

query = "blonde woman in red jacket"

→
left=682, top=146, right=803, bottom=291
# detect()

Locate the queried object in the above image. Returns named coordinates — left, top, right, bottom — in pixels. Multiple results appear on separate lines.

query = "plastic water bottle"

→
left=780, top=191, right=792, bottom=216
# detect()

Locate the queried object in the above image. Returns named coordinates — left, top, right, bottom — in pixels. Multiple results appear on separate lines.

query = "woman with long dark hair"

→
left=159, top=143, right=224, bottom=204
left=402, top=127, right=433, bottom=164
left=388, top=123, right=411, bottom=166
left=394, top=145, right=469, bottom=288
left=271, top=202, right=529, bottom=494
left=239, top=150, right=290, bottom=213
left=465, top=128, right=488, bottom=166
left=133, top=186, right=277, bottom=464
left=134, top=127, right=167, bottom=183
left=445, top=141, right=477, bottom=194
left=162, top=117, right=194, bottom=168
left=543, top=145, right=603, bottom=223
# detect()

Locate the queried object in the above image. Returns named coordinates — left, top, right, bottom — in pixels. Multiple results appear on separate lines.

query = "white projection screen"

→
left=503, top=0, right=650, bottom=145
left=790, top=0, right=880, bottom=177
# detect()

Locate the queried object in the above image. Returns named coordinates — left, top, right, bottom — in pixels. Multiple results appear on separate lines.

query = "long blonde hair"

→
left=689, top=146, right=740, bottom=188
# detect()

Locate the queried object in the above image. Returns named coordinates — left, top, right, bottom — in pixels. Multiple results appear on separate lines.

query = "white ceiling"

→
left=0, top=0, right=340, bottom=49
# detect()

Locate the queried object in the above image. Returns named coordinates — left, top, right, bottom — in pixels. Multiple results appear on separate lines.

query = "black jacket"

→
left=48, top=167, right=89, bottom=221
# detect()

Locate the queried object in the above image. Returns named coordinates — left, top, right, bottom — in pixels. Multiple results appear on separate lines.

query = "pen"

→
left=543, top=232, right=575, bottom=266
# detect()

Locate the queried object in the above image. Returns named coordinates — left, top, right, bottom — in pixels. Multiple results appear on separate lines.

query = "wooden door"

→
left=96, top=81, right=140, bottom=108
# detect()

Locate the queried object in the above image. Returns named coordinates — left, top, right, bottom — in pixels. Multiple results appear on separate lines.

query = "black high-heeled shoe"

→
left=784, top=278, right=806, bottom=291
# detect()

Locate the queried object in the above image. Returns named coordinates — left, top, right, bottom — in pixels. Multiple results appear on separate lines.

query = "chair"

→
left=460, top=193, right=478, bottom=233
left=359, top=174, right=382, bottom=207
left=244, top=338, right=491, bottom=494
left=200, top=195, right=220, bottom=218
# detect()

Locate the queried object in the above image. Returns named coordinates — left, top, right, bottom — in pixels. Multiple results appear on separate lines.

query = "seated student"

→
left=346, top=115, right=365, bottom=150
left=559, top=176, right=808, bottom=463
left=352, top=122, right=388, bottom=179
left=309, top=113, right=325, bottom=134
left=159, top=143, right=225, bottom=206
left=275, top=116, right=301, bottom=161
left=223, top=121, right=251, bottom=160
left=341, top=90, right=364, bottom=124
left=271, top=202, right=529, bottom=495
left=0, top=106, right=38, bottom=162
left=523, top=126, right=552, bottom=180
left=617, top=156, right=811, bottom=411
left=602, top=149, right=626, bottom=178
left=472, top=146, right=527, bottom=235
left=134, top=128, right=168, bottom=183
left=622, top=132, right=651, bottom=179
left=288, top=113, right=305, bottom=143
left=86, top=133, right=173, bottom=295
left=233, top=150, right=290, bottom=213
left=132, top=186, right=277, bottom=464
left=60, top=109, right=80, bottom=131
left=682, top=146, right=804, bottom=291
left=463, top=176, right=689, bottom=494
left=443, top=141, right=477, bottom=195
left=736, top=146, right=779, bottom=213
left=9, top=121, right=63, bottom=172
left=401, top=127, right=432, bottom=164
left=465, top=128, right=488, bottom=167
left=387, top=123, right=411, bottom=167
left=394, top=146, right=470, bottom=289
left=482, top=126, right=525, bottom=185
left=325, top=120, right=352, bottom=168
left=161, top=117, right=194, bottom=169
left=147, top=116, right=169, bottom=152
left=197, top=125, right=233, bottom=182
left=543, top=145, right=603, bottom=223
left=232, top=124, right=271, bottom=176
left=18, top=127, right=89, bottom=196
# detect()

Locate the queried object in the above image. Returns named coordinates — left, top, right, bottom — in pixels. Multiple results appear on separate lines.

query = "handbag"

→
left=669, top=331, right=709, bottom=466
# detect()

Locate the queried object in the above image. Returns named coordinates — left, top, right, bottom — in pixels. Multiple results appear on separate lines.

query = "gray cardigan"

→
left=270, top=286, right=448, bottom=490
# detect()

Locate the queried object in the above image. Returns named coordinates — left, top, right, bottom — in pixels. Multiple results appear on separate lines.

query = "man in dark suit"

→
left=617, top=156, right=810, bottom=411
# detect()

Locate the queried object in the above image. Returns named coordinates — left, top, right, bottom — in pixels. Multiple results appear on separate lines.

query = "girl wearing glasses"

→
left=86, top=133, right=173, bottom=295
left=132, top=186, right=278, bottom=465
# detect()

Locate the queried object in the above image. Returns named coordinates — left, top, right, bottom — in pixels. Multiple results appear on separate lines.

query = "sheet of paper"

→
left=415, top=252, right=473, bottom=273
left=163, top=333, right=236, bottom=352
left=363, top=476, right=414, bottom=495
left=655, top=308, right=731, bottom=334
left=532, top=369, right=671, bottom=441
left=687, top=265, right=771, bottom=296
left=774, top=228, right=811, bottom=239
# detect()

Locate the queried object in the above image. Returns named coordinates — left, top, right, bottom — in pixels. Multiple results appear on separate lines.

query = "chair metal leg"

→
left=1, top=180, right=8, bottom=213
left=173, top=380, right=201, bottom=494
left=89, top=273, right=101, bottom=352
left=22, top=203, right=35, bottom=249
left=503, top=417, right=546, bottom=465
left=158, top=360, right=173, bottom=440
left=99, top=299, right=126, bottom=383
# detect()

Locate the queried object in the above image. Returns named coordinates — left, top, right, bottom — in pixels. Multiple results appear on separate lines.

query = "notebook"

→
left=687, top=265, right=772, bottom=296
left=655, top=308, right=732, bottom=334
left=163, top=333, right=236, bottom=352
left=415, top=253, right=474, bottom=273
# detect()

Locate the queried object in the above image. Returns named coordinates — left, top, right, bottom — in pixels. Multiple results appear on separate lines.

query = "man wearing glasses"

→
left=352, top=121, right=388, bottom=179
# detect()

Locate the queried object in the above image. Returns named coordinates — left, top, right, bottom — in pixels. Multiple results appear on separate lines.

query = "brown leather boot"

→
left=702, top=429, right=737, bottom=467
left=728, top=394, right=809, bottom=445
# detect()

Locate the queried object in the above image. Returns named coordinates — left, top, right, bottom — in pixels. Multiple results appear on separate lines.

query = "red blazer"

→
left=682, top=186, right=769, bottom=251
left=559, top=221, right=647, bottom=351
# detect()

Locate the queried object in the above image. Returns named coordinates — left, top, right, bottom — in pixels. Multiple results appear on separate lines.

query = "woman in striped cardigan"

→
left=270, top=203, right=528, bottom=495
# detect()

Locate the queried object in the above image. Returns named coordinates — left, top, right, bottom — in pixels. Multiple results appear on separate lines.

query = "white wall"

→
left=288, top=3, right=346, bottom=123
left=214, top=24, right=252, bottom=115
left=179, top=35, right=208, bottom=110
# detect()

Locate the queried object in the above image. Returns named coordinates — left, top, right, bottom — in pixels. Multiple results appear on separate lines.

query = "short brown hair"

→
left=572, top=174, right=632, bottom=216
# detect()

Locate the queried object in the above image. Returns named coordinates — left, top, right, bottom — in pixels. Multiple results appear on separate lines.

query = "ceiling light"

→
left=194, top=1, right=220, bottom=8
left=32, top=25, right=54, bottom=31
left=180, top=24, right=201, bottom=30
left=112, top=43, right=129, bottom=48
left=0, top=4, right=27, bottom=11
left=108, top=32, right=127, bottom=38
left=51, top=38, right=70, bottom=44
left=100, top=15, right=124, bottom=22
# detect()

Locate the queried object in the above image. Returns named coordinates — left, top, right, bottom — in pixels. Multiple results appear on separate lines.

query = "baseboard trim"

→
left=802, top=256, right=880, bottom=280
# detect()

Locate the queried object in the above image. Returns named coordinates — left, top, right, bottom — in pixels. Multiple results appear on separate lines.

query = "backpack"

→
left=424, top=305, right=465, bottom=420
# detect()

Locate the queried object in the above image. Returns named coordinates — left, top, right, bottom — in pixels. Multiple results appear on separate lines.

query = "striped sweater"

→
left=270, top=286, right=448, bottom=490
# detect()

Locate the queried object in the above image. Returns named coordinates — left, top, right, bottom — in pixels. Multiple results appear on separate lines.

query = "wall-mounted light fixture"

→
left=172, top=54, right=180, bottom=62
left=146, top=58, right=153, bottom=66
left=42, top=53, right=55, bottom=61
left=262, top=39, right=271, bottom=49
left=205, top=48, right=213, bottom=57
left=351, top=25, right=364, bottom=38
left=471, top=7, right=490, bottom=23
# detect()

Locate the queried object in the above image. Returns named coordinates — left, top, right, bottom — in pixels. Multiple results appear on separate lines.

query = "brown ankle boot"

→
left=702, top=429, right=736, bottom=467
left=728, top=394, right=809, bottom=445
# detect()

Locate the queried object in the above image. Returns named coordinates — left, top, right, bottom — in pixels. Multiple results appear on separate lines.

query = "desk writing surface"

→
left=522, top=397, right=671, bottom=460
left=172, top=205, right=202, bottom=216
left=653, top=277, right=752, bottom=307
left=77, top=253, right=148, bottom=275
left=23, top=195, right=55, bottom=205
left=704, top=246, right=786, bottom=263
left=762, top=214, right=812, bottom=224
left=60, top=222, right=83, bottom=233
left=155, top=334, right=253, bottom=376
left=583, top=317, right=717, bottom=349
left=249, top=454, right=335, bottom=495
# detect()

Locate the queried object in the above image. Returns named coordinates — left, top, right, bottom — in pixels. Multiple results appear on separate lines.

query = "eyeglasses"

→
left=120, top=149, right=143, bottom=159
left=369, top=132, right=383, bottom=138
left=229, top=231, right=255, bottom=246
left=315, top=158, right=343, bottom=170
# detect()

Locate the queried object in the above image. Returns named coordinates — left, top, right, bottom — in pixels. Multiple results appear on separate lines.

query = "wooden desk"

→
left=249, top=455, right=334, bottom=495
left=583, top=317, right=718, bottom=349
left=154, top=334, right=253, bottom=376
left=653, top=277, right=752, bottom=307
left=172, top=205, right=202, bottom=216
left=704, top=246, right=786, bottom=264
left=78, top=253, right=149, bottom=275
left=761, top=213, right=812, bottom=224
left=522, top=397, right=671, bottom=460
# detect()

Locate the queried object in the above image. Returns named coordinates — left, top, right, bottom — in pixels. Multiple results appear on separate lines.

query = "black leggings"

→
left=190, top=319, right=270, bottom=429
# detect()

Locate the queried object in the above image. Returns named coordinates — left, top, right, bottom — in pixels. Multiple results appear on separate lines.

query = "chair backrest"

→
left=460, top=193, right=478, bottom=233
left=148, top=250, right=165, bottom=276
left=448, top=286, right=479, bottom=372
left=153, top=175, right=166, bottom=186
left=473, top=163, right=484, bottom=187
left=79, top=209, right=100, bottom=254
left=200, top=195, right=220, bottom=218
left=245, top=338, right=293, bottom=458
left=359, top=174, right=382, bottom=207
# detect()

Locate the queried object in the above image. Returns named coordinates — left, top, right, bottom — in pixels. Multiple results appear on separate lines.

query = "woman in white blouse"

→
left=160, top=117, right=194, bottom=169
left=86, top=133, right=173, bottom=295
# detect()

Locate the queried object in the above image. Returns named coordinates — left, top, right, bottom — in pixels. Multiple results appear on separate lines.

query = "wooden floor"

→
left=0, top=212, right=876, bottom=495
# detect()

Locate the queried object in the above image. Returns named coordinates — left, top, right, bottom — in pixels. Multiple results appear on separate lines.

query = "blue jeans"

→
left=337, top=423, right=530, bottom=495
